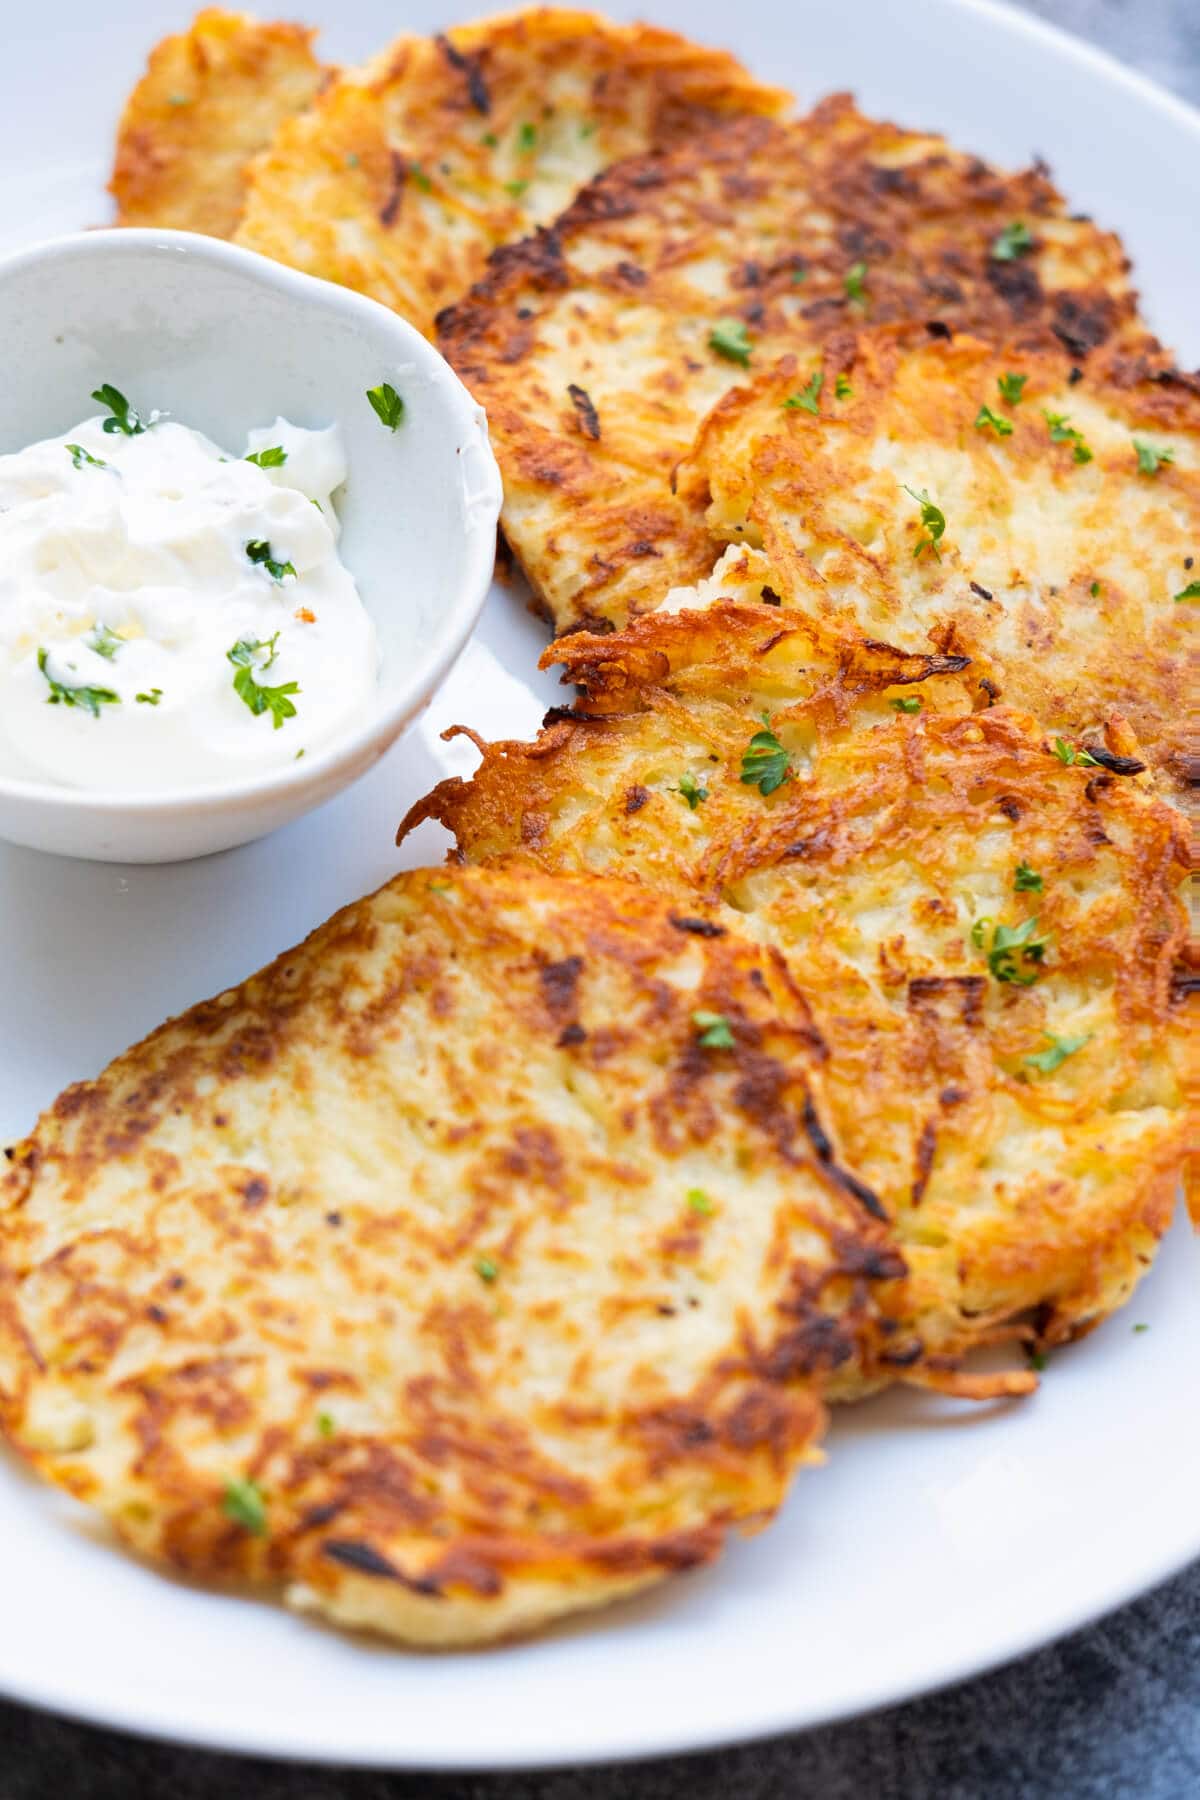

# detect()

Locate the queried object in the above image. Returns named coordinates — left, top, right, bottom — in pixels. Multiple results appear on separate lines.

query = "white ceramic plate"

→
left=1, top=0, right=1197, bottom=1770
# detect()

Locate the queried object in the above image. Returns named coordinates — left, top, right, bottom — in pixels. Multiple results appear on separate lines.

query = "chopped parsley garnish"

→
left=87, top=623, right=123, bottom=661
left=692, top=1010, right=735, bottom=1050
left=890, top=695, right=922, bottom=713
left=136, top=689, right=163, bottom=706
left=474, top=1255, right=499, bottom=1283
left=245, top=445, right=287, bottom=468
left=245, top=539, right=296, bottom=583
left=740, top=721, right=790, bottom=794
left=481, top=130, right=499, bottom=148
left=66, top=442, right=108, bottom=470
left=687, top=1188, right=714, bottom=1215
left=409, top=161, right=433, bottom=192
left=1024, top=1031, right=1089, bottom=1074
left=1133, top=439, right=1174, bottom=476
left=1175, top=580, right=1200, bottom=602
left=504, top=179, right=529, bottom=198
left=835, top=374, right=852, bottom=399
left=1090, top=580, right=1101, bottom=597
left=91, top=383, right=146, bottom=436
left=991, top=220, right=1034, bottom=262
left=1052, top=736, right=1101, bottom=768
left=222, top=1476, right=267, bottom=1537
left=1013, top=860, right=1043, bottom=892
left=366, top=381, right=405, bottom=431
left=227, top=635, right=300, bottom=730
left=1027, top=1349, right=1048, bottom=1373
left=971, top=913, right=1051, bottom=985
left=904, top=486, right=946, bottom=560
left=844, top=260, right=867, bottom=303
left=1133, top=1323, right=1149, bottom=1334
left=517, top=121, right=537, bottom=151
left=233, top=630, right=280, bottom=670
left=579, top=121, right=597, bottom=139
left=36, top=648, right=120, bottom=718
left=784, top=371, right=823, bottom=415
left=674, top=773, right=709, bottom=810
left=709, top=318, right=753, bottom=367
left=997, top=371, right=1027, bottom=406
left=316, top=1411, right=336, bottom=1437
left=1043, top=411, right=1093, bottom=464
left=975, top=404, right=1013, bottom=438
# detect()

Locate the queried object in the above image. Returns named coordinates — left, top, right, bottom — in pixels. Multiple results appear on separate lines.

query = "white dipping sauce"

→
left=0, top=408, right=378, bottom=792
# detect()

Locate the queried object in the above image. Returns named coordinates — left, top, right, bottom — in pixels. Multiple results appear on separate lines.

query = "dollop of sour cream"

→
left=0, top=406, right=377, bottom=793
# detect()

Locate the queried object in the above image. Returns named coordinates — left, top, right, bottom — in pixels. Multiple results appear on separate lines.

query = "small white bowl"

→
left=0, top=230, right=502, bottom=863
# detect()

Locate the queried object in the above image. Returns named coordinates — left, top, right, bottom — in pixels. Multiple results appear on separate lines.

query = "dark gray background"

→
left=2, top=2, right=1196, bottom=1794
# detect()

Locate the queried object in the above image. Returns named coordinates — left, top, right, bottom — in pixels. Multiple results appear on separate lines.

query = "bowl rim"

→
left=0, top=227, right=502, bottom=817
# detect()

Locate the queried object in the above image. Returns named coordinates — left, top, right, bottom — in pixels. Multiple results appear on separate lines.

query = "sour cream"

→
left=0, top=408, right=377, bottom=792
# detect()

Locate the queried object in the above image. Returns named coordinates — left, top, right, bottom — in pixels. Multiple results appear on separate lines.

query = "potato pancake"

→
left=0, top=865, right=909, bottom=1647
left=403, top=586, right=1194, bottom=1378
left=234, top=9, right=790, bottom=338
left=110, top=9, right=327, bottom=238
left=438, top=96, right=1148, bottom=634
left=686, top=331, right=1198, bottom=801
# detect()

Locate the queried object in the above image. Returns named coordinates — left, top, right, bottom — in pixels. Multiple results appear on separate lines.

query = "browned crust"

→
left=438, top=94, right=1153, bottom=632
left=401, top=604, right=1195, bottom=1379
left=110, top=9, right=328, bottom=238
left=0, top=865, right=920, bottom=1640
left=233, top=8, right=791, bottom=339
left=682, top=330, right=1198, bottom=800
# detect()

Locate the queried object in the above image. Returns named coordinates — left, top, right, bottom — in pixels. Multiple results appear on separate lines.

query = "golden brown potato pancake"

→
left=404, top=581, right=1194, bottom=1377
left=234, top=8, right=790, bottom=337
left=0, top=864, right=909, bottom=1647
left=110, top=9, right=328, bottom=238
left=438, top=97, right=1150, bottom=635
left=686, top=331, right=1198, bottom=802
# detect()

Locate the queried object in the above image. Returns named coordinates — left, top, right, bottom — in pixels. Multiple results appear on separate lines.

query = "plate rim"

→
left=4, top=1455, right=1198, bottom=1771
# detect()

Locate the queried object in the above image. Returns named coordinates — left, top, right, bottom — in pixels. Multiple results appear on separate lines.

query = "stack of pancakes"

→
left=1, top=6, right=1192, bottom=1649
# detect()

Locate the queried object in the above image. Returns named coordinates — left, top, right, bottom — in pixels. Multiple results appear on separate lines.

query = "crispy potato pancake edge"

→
left=110, top=8, right=329, bottom=238
left=438, top=95, right=1153, bottom=633
left=402, top=593, right=1195, bottom=1378
left=683, top=330, right=1199, bottom=802
left=234, top=7, right=791, bottom=339
left=0, top=863, right=913, bottom=1646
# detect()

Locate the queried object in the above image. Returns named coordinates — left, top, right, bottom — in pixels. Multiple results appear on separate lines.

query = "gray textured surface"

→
left=1016, top=0, right=1200, bottom=104
left=2, top=2, right=1197, bottom=1795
